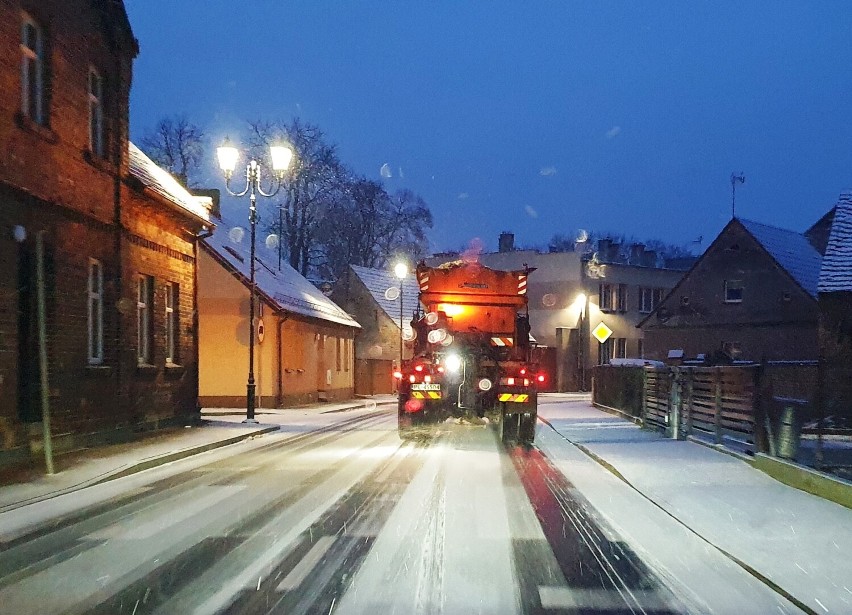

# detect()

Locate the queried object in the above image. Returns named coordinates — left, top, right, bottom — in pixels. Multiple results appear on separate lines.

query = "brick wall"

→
left=0, top=1, right=205, bottom=461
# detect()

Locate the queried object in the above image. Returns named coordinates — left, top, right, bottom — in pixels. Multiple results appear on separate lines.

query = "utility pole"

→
left=731, top=172, right=745, bottom=218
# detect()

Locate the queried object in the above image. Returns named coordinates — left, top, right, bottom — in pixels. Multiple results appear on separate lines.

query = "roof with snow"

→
left=739, top=218, right=822, bottom=297
left=818, top=193, right=852, bottom=293
left=350, top=265, right=421, bottom=329
left=203, top=219, right=359, bottom=328
left=128, top=142, right=212, bottom=224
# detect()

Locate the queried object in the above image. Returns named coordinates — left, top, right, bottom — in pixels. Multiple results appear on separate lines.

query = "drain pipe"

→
left=276, top=313, right=289, bottom=407
left=36, top=231, right=54, bottom=475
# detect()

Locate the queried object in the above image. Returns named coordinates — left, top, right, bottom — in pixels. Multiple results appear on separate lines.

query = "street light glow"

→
left=270, top=145, right=293, bottom=173
left=394, top=262, right=408, bottom=279
left=216, top=139, right=239, bottom=175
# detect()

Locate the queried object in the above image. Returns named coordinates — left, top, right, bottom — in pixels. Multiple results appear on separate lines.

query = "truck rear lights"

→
left=393, top=370, right=403, bottom=379
left=424, top=375, right=432, bottom=383
left=478, top=378, right=493, bottom=391
left=437, top=366, right=445, bottom=373
left=520, top=368, right=527, bottom=376
left=537, top=374, right=546, bottom=383
left=414, top=364, right=424, bottom=372
left=506, top=377, right=515, bottom=386
left=409, top=375, right=416, bottom=383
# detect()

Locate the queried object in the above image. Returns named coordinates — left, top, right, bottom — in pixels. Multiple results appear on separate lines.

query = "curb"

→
left=0, top=425, right=279, bottom=514
left=88, top=425, right=281, bottom=486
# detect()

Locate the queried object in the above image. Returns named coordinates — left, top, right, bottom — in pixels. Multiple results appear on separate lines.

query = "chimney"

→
left=642, top=250, right=658, bottom=268
left=499, top=232, right=515, bottom=253
left=609, top=242, right=621, bottom=263
left=597, top=238, right=611, bottom=258
left=192, top=188, right=221, bottom=220
left=630, top=243, right=645, bottom=265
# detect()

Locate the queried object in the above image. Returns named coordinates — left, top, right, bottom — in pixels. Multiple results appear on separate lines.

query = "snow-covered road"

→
left=0, top=400, right=812, bottom=614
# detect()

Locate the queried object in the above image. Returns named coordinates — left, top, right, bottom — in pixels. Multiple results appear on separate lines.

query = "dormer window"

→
left=21, top=13, right=46, bottom=125
left=89, top=67, right=104, bottom=157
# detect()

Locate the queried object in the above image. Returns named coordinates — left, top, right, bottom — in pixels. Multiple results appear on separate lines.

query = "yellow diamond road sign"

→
left=592, top=322, right=613, bottom=343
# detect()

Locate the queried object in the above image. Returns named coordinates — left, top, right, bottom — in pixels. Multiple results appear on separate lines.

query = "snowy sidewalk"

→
left=538, top=394, right=852, bottom=615
left=0, top=397, right=393, bottom=513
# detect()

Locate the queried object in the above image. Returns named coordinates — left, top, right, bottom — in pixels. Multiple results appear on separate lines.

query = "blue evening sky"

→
left=125, top=1, right=852, bottom=255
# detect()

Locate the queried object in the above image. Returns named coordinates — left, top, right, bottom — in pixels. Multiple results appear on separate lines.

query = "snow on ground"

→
left=538, top=394, right=852, bottom=615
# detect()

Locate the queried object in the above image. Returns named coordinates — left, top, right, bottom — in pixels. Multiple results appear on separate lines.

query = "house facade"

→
left=640, top=218, right=823, bottom=362
left=0, top=1, right=213, bottom=466
left=199, top=219, right=360, bottom=407
left=333, top=265, right=420, bottom=395
left=428, top=233, right=688, bottom=391
left=817, top=193, right=852, bottom=425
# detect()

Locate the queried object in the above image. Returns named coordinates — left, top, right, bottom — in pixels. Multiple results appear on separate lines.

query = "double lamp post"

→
left=217, top=139, right=293, bottom=423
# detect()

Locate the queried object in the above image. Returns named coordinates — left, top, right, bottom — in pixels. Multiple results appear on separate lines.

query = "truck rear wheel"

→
left=519, top=410, right=537, bottom=446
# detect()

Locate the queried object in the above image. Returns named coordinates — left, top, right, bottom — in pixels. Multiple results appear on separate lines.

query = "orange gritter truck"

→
left=395, top=259, right=543, bottom=444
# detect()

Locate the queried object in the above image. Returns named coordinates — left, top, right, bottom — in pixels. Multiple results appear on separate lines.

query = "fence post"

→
left=753, top=363, right=767, bottom=454
left=670, top=367, right=683, bottom=440
left=641, top=368, right=648, bottom=427
left=684, top=367, right=693, bottom=437
left=714, top=367, right=723, bottom=445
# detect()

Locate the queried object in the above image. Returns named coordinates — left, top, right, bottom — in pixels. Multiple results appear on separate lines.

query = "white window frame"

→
left=165, top=282, right=178, bottom=364
left=21, top=13, right=45, bottom=125
left=724, top=279, right=744, bottom=304
left=137, top=275, right=153, bottom=364
left=640, top=287, right=653, bottom=313
left=87, top=259, right=103, bottom=364
left=88, top=66, right=104, bottom=157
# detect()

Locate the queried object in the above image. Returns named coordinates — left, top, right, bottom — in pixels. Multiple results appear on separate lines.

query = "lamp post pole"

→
left=218, top=140, right=293, bottom=423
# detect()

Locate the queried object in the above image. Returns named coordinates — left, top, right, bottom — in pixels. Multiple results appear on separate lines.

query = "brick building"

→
left=0, top=1, right=212, bottom=467
left=817, top=193, right=852, bottom=425
left=639, top=217, right=823, bottom=362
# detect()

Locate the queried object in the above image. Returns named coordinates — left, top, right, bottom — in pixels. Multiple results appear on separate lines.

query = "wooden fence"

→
left=595, top=363, right=818, bottom=454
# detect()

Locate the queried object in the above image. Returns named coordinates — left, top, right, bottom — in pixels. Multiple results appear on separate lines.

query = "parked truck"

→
left=396, top=259, right=542, bottom=444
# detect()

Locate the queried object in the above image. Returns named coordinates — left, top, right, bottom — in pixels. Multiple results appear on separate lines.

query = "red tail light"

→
left=415, top=365, right=424, bottom=372
left=393, top=371, right=403, bottom=379
left=507, top=377, right=515, bottom=386
left=437, top=366, right=445, bottom=373
left=520, top=368, right=527, bottom=376
left=409, top=375, right=416, bottom=383
left=537, top=374, right=546, bottom=383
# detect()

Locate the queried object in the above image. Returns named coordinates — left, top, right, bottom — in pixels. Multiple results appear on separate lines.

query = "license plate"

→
left=411, top=383, right=441, bottom=391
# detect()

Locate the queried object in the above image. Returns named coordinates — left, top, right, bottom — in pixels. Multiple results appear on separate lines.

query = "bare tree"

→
left=248, top=118, right=346, bottom=276
left=315, top=181, right=433, bottom=281
left=139, top=115, right=205, bottom=187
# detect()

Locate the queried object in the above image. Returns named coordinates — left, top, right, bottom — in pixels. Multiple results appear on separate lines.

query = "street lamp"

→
left=217, top=137, right=293, bottom=423
left=394, top=262, right=408, bottom=376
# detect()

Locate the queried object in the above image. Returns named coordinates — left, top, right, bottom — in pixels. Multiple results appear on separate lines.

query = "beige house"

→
left=198, top=219, right=360, bottom=408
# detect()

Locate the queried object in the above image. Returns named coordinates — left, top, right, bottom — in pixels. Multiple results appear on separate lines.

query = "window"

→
left=640, top=287, right=664, bottom=313
left=616, top=338, right=627, bottom=358
left=21, top=13, right=45, bottom=125
left=724, top=279, right=744, bottom=303
left=344, top=338, right=350, bottom=372
left=88, top=67, right=104, bottom=157
left=87, top=259, right=103, bottom=364
left=616, top=284, right=627, bottom=312
left=165, top=282, right=179, bottom=364
left=680, top=295, right=690, bottom=307
left=137, top=275, right=153, bottom=364
left=599, top=283, right=613, bottom=311
left=336, top=337, right=342, bottom=372
left=598, top=338, right=613, bottom=365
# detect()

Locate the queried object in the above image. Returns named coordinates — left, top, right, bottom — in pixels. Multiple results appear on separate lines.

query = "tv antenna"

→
left=730, top=172, right=745, bottom=218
